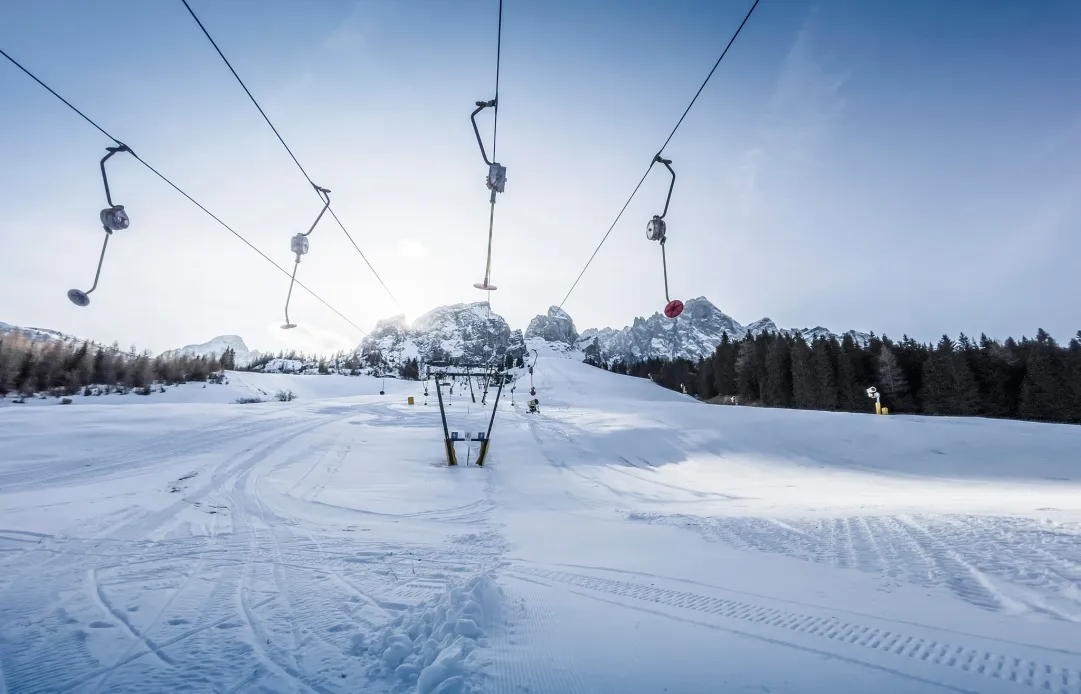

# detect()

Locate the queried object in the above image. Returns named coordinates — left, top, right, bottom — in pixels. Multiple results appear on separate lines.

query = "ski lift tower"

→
left=427, top=362, right=510, bottom=466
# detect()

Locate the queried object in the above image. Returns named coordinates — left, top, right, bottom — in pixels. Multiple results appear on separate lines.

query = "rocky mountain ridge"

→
left=13, top=298, right=868, bottom=375
left=526, top=297, right=870, bottom=365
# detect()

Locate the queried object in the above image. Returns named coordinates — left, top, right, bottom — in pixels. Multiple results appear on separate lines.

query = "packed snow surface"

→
left=1, top=359, right=1080, bottom=693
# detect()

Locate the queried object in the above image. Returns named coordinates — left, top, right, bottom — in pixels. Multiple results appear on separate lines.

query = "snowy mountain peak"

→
left=359, top=302, right=525, bottom=370
left=372, top=314, right=407, bottom=330
left=525, top=306, right=579, bottom=346
left=160, top=335, right=258, bottom=366
left=746, top=318, right=779, bottom=336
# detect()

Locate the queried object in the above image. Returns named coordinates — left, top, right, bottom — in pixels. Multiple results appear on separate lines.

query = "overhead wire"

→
left=476, top=0, right=504, bottom=297
left=482, top=0, right=503, bottom=359
left=179, top=0, right=399, bottom=306
left=0, top=46, right=365, bottom=334
left=558, top=0, right=761, bottom=309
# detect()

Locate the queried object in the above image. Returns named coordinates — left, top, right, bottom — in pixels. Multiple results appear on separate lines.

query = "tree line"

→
left=0, top=331, right=226, bottom=398
left=245, top=347, right=527, bottom=380
left=596, top=329, right=1081, bottom=425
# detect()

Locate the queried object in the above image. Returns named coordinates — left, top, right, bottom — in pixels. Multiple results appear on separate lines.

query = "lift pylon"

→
left=428, top=362, right=510, bottom=467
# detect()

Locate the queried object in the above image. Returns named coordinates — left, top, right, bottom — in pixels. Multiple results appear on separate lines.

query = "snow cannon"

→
left=866, top=386, right=884, bottom=415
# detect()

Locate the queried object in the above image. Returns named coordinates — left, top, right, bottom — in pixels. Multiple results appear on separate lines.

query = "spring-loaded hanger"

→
left=471, top=99, right=505, bottom=293
left=281, top=185, right=331, bottom=329
left=528, top=348, right=538, bottom=396
left=68, top=145, right=135, bottom=306
left=472, top=0, right=505, bottom=294
left=645, top=155, right=684, bottom=319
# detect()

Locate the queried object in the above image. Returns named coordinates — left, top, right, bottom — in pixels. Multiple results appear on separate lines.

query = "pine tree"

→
left=952, top=345, right=980, bottom=416
left=893, top=335, right=928, bottom=408
left=920, top=336, right=957, bottom=415
left=711, top=333, right=738, bottom=396
left=220, top=347, right=236, bottom=371
left=697, top=357, right=717, bottom=400
left=790, top=336, right=815, bottom=409
left=1067, top=331, right=1081, bottom=423
left=763, top=336, right=792, bottom=407
left=734, top=337, right=759, bottom=402
left=917, top=335, right=978, bottom=416
left=1019, top=329, right=1067, bottom=422
left=836, top=334, right=862, bottom=411
left=811, top=337, right=838, bottom=411
left=970, top=335, right=1010, bottom=418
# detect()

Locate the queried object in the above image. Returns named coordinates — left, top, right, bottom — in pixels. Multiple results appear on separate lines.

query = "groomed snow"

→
left=1, top=359, right=1080, bottom=693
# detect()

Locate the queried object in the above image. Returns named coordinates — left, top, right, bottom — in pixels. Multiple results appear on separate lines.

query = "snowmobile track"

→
left=512, top=566, right=1081, bottom=694
left=635, top=513, right=1081, bottom=620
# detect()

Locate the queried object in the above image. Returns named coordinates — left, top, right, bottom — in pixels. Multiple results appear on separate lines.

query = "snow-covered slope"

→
left=1, top=359, right=1079, bottom=692
left=0, top=321, right=86, bottom=346
left=160, top=334, right=259, bottom=366
left=359, top=302, right=526, bottom=368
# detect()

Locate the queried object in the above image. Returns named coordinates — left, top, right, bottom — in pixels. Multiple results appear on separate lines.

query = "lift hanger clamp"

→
left=471, top=98, right=506, bottom=193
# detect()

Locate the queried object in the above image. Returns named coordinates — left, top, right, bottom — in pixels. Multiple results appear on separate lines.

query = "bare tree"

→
left=877, top=345, right=910, bottom=409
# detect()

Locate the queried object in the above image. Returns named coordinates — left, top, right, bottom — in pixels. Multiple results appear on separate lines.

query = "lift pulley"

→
left=282, top=185, right=331, bottom=329
left=68, top=145, right=135, bottom=307
left=645, top=155, right=684, bottom=319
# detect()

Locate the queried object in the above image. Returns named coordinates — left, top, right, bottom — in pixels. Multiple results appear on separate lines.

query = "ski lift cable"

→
left=0, top=46, right=365, bottom=334
left=492, top=0, right=503, bottom=161
left=179, top=0, right=399, bottom=307
left=557, top=0, right=761, bottom=310
left=472, top=0, right=505, bottom=294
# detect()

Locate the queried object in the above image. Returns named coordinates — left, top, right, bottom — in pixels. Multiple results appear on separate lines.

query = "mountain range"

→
left=3, top=298, right=869, bottom=372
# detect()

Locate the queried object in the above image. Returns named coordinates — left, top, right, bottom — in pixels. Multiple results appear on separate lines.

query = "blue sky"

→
left=1, top=0, right=1079, bottom=354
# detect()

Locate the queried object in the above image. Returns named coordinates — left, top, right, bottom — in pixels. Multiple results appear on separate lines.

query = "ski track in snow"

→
left=508, top=565, right=1081, bottom=694
left=0, top=389, right=506, bottom=693
left=2, top=363, right=1081, bottom=692
left=631, top=513, right=1081, bottom=621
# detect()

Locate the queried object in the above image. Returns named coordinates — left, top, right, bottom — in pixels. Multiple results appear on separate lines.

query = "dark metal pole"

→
left=434, top=375, right=456, bottom=466
left=477, top=372, right=506, bottom=467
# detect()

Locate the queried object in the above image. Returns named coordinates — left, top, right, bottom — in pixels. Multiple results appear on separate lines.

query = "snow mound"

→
left=370, top=574, right=502, bottom=693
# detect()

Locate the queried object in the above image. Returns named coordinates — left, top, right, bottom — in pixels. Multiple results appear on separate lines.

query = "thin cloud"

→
left=264, top=322, right=360, bottom=355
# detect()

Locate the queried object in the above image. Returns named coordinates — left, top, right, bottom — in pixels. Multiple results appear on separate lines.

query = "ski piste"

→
left=1, top=355, right=1079, bottom=693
